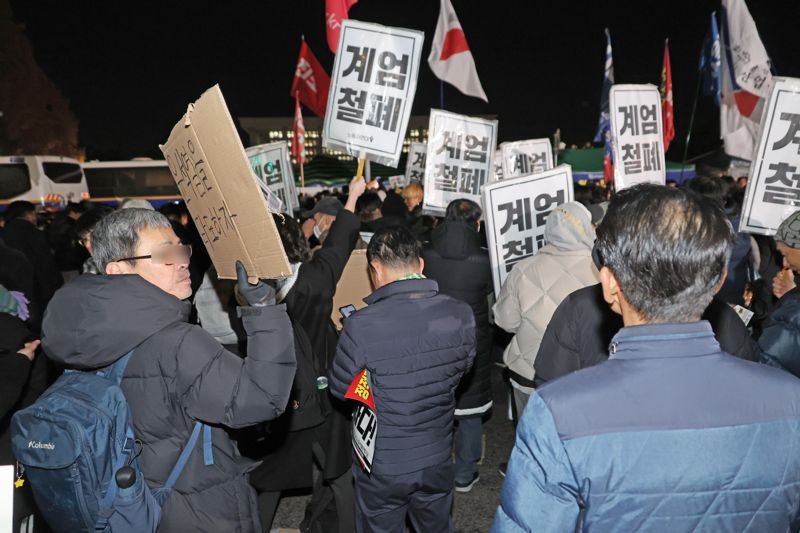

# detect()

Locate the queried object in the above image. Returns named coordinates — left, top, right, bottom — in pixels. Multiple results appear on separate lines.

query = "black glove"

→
left=236, top=260, right=276, bottom=307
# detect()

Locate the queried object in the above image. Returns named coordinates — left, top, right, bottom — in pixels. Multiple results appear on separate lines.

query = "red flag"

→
left=326, top=0, right=358, bottom=53
left=660, top=39, right=675, bottom=152
left=292, top=92, right=306, bottom=165
left=290, top=39, right=331, bottom=119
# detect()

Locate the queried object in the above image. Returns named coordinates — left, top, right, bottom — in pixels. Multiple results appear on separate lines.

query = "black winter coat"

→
left=42, top=275, right=296, bottom=533
left=534, top=284, right=759, bottom=387
left=1, top=219, right=63, bottom=308
left=423, top=221, right=493, bottom=416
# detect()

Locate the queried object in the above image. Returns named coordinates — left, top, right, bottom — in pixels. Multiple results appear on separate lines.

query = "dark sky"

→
left=11, top=0, right=800, bottom=163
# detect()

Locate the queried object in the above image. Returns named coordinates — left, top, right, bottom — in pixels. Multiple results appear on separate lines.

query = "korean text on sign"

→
left=482, top=165, right=574, bottom=297
left=609, top=84, right=666, bottom=190
left=405, top=141, right=427, bottom=184
left=323, top=20, right=424, bottom=167
left=500, top=139, right=554, bottom=179
left=741, top=77, right=800, bottom=235
left=246, top=141, right=299, bottom=213
left=423, top=110, right=498, bottom=216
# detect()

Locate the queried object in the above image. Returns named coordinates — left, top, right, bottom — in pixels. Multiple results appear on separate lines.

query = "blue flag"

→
left=699, top=12, right=721, bottom=106
left=593, top=28, right=614, bottom=148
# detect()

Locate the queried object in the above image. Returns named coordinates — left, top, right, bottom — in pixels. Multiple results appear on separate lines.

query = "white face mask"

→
left=313, top=224, right=322, bottom=239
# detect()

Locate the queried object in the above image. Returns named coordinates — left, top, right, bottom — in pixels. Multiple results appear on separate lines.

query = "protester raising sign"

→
left=740, top=77, right=800, bottom=235
left=423, top=109, right=498, bottom=215
left=491, top=149, right=504, bottom=182
left=500, top=139, right=554, bottom=179
left=159, top=85, right=290, bottom=281
left=610, top=84, right=666, bottom=190
left=405, top=141, right=427, bottom=184
left=323, top=19, right=424, bottom=167
left=482, top=165, right=574, bottom=297
left=246, top=141, right=299, bottom=214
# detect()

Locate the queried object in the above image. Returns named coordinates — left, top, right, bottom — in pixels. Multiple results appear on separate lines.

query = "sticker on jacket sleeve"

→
left=346, top=369, right=376, bottom=473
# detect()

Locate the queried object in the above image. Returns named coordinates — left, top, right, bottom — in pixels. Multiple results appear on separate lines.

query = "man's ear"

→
left=714, top=269, right=729, bottom=294
left=105, top=261, right=122, bottom=275
left=417, top=257, right=425, bottom=273
left=599, top=266, right=620, bottom=307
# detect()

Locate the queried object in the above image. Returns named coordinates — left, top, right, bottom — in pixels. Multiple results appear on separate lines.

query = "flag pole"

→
left=439, top=80, right=444, bottom=109
left=356, top=150, right=366, bottom=181
left=300, top=160, right=305, bottom=190
left=680, top=57, right=703, bottom=183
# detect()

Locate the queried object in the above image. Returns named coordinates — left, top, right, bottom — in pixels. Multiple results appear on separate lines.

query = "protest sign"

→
left=610, top=84, right=666, bottom=190
left=740, top=77, right=800, bottom=235
left=491, top=149, right=504, bottom=182
left=423, top=109, right=498, bottom=215
left=405, top=141, right=427, bottom=183
left=386, top=175, right=405, bottom=189
left=482, top=165, right=574, bottom=297
left=501, top=138, right=554, bottom=179
left=323, top=19, right=424, bottom=167
left=331, top=249, right=373, bottom=330
left=246, top=141, right=299, bottom=213
left=160, top=85, right=291, bottom=281
left=346, top=369, right=377, bottom=473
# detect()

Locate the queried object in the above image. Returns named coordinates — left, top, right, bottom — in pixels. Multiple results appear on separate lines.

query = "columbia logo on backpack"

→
left=11, top=350, right=213, bottom=533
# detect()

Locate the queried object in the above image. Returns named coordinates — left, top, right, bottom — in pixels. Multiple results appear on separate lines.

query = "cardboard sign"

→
left=491, top=149, right=504, bottom=182
left=740, top=77, right=800, bottom=235
left=159, top=85, right=291, bottom=281
left=482, top=165, right=574, bottom=297
left=405, top=141, right=427, bottom=184
left=423, top=109, right=498, bottom=216
left=331, top=249, right=372, bottom=330
left=501, top=139, right=554, bottom=179
left=609, top=84, right=666, bottom=190
left=246, top=141, right=299, bottom=214
left=323, top=20, right=424, bottom=167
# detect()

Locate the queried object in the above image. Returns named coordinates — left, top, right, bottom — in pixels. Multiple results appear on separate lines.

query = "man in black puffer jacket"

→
left=423, top=198, right=492, bottom=493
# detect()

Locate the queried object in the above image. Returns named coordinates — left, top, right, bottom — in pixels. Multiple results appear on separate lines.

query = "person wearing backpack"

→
left=26, top=208, right=297, bottom=532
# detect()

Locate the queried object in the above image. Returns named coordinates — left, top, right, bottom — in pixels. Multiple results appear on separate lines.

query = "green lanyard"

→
left=396, top=273, right=425, bottom=281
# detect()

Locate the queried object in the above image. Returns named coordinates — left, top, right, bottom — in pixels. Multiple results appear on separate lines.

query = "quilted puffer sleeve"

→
left=174, top=304, right=297, bottom=428
left=493, top=264, right=525, bottom=334
left=492, top=394, right=583, bottom=532
left=328, top=318, right=365, bottom=400
left=759, top=298, right=800, bottom=377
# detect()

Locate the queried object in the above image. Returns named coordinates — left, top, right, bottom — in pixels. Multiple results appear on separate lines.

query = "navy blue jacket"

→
left=329, top=278, right=476, bottom=476
left=495, top=321, right=800, bottom=532
left=759, top=287, right=800, bottom=377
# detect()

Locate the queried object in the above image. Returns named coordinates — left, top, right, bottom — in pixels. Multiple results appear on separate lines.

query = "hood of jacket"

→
left=544, top=202, right=596, bottom=251
left=430, top=221, right=482, bottom=260
left=42, top=274, right=189, bottom=369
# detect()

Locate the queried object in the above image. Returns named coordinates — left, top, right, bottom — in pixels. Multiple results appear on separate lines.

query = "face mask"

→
left=313, top=224, right=322, bottom=239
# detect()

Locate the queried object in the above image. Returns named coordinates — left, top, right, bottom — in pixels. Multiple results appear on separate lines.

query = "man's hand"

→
left=345, top=175, right=367, bottom=213
left=17, top=340, right=40, bottom=361
left=773, top=268, right=796, bottom=299
left=235, top=261, right=276, bottom=307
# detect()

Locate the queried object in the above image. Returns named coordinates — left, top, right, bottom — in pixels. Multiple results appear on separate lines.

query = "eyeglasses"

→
left=116, top=244, right=192, bottom=265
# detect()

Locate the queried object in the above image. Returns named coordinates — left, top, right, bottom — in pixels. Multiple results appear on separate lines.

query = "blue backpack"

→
left=11, top=351, right=213, bottom=533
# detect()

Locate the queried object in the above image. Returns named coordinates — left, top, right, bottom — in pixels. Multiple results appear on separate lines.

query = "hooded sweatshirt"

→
left=42, top=274, right=296, bottom=533
left=494, top=202, right=600, bottom=386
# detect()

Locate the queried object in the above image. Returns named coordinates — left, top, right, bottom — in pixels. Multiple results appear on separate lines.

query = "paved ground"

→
left=271, top=363, right=516, bottom=532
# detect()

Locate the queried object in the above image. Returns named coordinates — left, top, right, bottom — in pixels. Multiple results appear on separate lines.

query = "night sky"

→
left=11, top=0, right=800, bottom=163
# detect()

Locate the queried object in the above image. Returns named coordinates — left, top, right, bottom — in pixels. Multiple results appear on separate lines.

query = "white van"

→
left=0, top=155, right=89, bottom=211
left=82, top=159, right=181, bottom=208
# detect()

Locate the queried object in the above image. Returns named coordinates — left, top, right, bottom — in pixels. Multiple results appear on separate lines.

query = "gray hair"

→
left=91, top=208, right=173, bottom=272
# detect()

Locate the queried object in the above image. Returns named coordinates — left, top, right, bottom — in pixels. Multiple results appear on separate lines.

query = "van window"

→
left=0, top=164, right=32, bottom=199
left=84, top=166, right=179, bottom=198
left=43, top=162, right=83, bottom=184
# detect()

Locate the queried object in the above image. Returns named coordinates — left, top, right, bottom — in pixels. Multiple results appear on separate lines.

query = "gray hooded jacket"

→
left=42, top=274, right=296, bottom=533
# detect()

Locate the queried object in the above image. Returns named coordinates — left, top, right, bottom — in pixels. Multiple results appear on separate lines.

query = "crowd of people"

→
left=4, top=172, right=800, bottom=532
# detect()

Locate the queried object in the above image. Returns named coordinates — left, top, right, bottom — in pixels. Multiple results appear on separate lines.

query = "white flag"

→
left=720, top=0, right=773, bottom=160
left=428, top=0, right=488, bottom=102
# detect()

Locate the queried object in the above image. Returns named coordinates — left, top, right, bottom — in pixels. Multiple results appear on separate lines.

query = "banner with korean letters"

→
left=323, top=20, right=424, bottom=167
left=740, top=77, right=800, bottom=235
left=491, top=149, right=503, bottom=182
left=404, top=141, right=427, bottom=184
left=500, top=138, right=554, bottom=179
left=246, top=141, right=299, bottom=213
left=423, top=109, right=498, bottom=216
left=610, top=84, right=666, bottom=190
left=482, top=165, right=574, bottom=297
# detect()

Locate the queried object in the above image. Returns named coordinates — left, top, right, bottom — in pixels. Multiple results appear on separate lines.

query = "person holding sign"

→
left=329, top=226, right=476, bottom=533
left=494, top=185, right=800, bottom=532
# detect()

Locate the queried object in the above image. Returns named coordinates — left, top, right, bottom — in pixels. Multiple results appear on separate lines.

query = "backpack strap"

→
left=100, top=350, right=135, bottom=385
left=95, top=426, right=137, bottom=531
left=163, top=421, right=204, bottom=491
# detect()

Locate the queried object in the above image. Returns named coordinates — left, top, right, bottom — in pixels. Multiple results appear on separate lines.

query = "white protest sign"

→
left=246, top=141, right=299, bottom=213
left=491, top=149, right=504, bottom=182
left=386, top=175, right=405, bottom=189
left=159, top=85, right=291, bottom=281
left=740, top=77, right=800, bottom=235
left=482, top=165, right=574, bottom=297
left=501, top=138, right=554, bottom=179
left=323, top=20, right=424, bottom=167
left=405, top=141, right=427, bottom=184
left=423, top=109, right=498, bottom=216
left=610, top=84, right=666, bottom=190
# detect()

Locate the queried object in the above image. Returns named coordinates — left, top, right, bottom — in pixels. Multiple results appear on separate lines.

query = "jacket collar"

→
left=364, top=278, right=439, bottom=305
left=608, top=321, right=720, bottom=360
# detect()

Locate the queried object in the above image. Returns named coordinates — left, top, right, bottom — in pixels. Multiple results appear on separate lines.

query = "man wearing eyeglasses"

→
left=40, top=207, right=297, bottom=532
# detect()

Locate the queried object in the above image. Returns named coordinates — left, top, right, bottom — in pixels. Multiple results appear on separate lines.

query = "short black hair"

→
left=75, top=205, right=115, bottom=238
left=367, top=226, right=422, bottom=270
left=4, top=201, right=36, bottom=222
left=271, top=213, right=311, bottom=264
left=158, top=202, right=183, bottom=223
left=595, top=184, right=734, bottom=323
left=686, top=175, right=726, bottom=207
left=356, top=193, right=382, bottom=220
left=445, top=198, right=482, bottom=224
